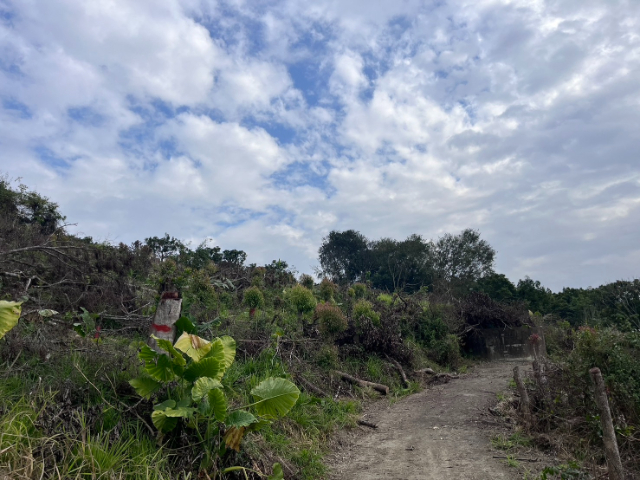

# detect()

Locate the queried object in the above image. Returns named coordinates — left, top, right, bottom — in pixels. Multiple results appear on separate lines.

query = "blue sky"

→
left=1, top=0, right=639, bottom=290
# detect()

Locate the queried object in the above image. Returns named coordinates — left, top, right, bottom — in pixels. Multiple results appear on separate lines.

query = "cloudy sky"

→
left=1, top=0, right=639, bottom=290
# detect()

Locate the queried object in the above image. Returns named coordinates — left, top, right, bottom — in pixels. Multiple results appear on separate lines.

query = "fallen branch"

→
left=335, top=371, right=389, bottom=395
left=414, top=367, right=435, bottom=375
left=357, top=420, right=378, bottom=429
left=492, top=456, right=538, bottom=462
left=427, top=373, right=459, bottom=385
left=385, top=354, right=409, bottom=388
left=296, top=375, right=328, bottom=398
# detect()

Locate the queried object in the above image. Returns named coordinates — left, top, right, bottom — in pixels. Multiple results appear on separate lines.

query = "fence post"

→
left=513, top=366, right=532, bottom=426
left=589, top=367, right=624, bottom=480
left=148, top=292, right=182, bottom=353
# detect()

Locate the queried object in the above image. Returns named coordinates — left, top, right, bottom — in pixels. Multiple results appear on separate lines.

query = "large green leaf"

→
left=152, top=335, right=186, bottom=366
left=151, top=410, right=178, bottom=432
left=183, top=357, right=223, bottom=382
left=251, top=377, right=300, bottom=418
left=174, top=332, right=212, bottom=361
left=218, top=335, right=236, bottom=369
left=138, top=344, right=158, bottom=362
left=144, top=355, right=175, bottom=382
left=129, top=376, right=161, bottom=399
left=153, top=399, right=176, bottom=411
left=0, top=301, right=22, bottom=340
left=191, top=377, right=222, bottom=401
left=225, top=410, right=257, bottom=428
left=208, top=388, right=227, bottom=422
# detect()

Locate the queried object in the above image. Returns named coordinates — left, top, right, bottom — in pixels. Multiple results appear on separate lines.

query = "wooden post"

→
left=532, top=359, right=552, bottom=408
left=513, top=366, right=532, bottom=426
left=148, top=292, right=182, bottom=352
left=589, top=367, right=624, bottom=480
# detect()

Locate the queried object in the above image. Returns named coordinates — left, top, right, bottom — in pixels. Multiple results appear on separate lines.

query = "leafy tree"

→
left=145, top=234, right=187, bottom=262
left=318, top=230, right=370, bottom=284
left=184, top=240, right=223, bottom=269
left=0, top=177, right=66, bottom=234
left=429, top=229, right=495, bottom=295
left=476, top=273, right=517, bottom=303
left=299, top=274, right=314, bottom=290
left=222, top=249, right=247, bottom=266
left=286, top=285, right=317, bottom=319
left=370, top=234, right=431, bottom=292
left=243, top=286, right=265, bottom=318
left=516, top=276, right=553, bottom=314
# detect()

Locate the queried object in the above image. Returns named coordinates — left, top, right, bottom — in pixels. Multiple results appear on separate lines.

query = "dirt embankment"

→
left=329, top=361, right=528, bottom=480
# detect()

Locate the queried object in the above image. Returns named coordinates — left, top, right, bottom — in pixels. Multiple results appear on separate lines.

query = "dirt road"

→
left=329, top=361, right=527, bottom=480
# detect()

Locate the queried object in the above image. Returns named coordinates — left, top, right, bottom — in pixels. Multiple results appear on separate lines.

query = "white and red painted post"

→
left=148, top=292, right=182, bottom=352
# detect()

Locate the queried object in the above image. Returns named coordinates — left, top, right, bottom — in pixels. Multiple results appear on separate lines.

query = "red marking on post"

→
left=152, top=324, right=172, bottom=333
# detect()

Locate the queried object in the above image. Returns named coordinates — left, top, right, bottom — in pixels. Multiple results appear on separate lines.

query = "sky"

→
left=1, top=0, right=639, bottom=291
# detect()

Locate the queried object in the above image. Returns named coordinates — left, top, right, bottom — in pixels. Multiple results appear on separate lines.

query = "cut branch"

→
left=335, top=370, right=389, bottom=395
left=386, top=354, right=409, bottom=387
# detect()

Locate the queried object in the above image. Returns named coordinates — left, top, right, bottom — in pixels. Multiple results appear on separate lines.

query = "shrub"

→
left=243, top=286, right=265, bottom=318
left=299, top=274, right=315, bottom=290
left=319, top=278, right=338, bottom=302
left=353, top=300, right=380, bottom=327
left=377, top=293, right=393, bottom=306
left=286, top=285, right=317, bottom=317
left=352, top=283, right=367, bottom=299
left=315, top=303, right=347, bottom=337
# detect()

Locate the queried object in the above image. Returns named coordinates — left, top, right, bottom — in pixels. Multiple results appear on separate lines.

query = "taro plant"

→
left=129, top=325, right=300, bottom=457
left=0, top=300, right=22, bottom=340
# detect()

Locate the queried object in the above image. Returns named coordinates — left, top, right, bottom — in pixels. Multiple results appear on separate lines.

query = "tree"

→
left=370, top=234, right=431, bottom=292
left=516, top=277, right=552, bottom=314
left=145, top=234, right=187, bottom=262
left=429, top=229, right=495, bottom=296
left=318, top=230, right=370, bottom=284
left=476, top=273, right=516, bottom=303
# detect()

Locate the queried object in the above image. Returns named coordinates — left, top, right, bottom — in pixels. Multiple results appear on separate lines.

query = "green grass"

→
left=491, top=431, right=533, bottom=451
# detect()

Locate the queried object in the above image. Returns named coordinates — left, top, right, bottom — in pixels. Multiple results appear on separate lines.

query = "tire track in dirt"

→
left=328, top=361, right=528, bottom=480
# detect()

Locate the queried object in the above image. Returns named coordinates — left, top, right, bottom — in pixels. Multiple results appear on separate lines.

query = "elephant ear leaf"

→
left=223, top=426, right=246, bottom=452
left=225, top=410, right=257, bottom=428
left=219, top=336, right=236, bottom=369
left=0, top=301, right=22, bottom=340
left=191, top=377, right=222, bottom=402
left=129, top=376, right=161, bottom=399
left=208, top=388, right=227, bottom=422
left=151, top=410, right=178, bottom=433
left=174, top=332, right=212, bottom=361
left=251, top=377, right=300, bottom=418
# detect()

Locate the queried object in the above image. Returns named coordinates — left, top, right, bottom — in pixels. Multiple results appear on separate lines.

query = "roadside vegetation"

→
left=1, top=175, right=638, bottom=479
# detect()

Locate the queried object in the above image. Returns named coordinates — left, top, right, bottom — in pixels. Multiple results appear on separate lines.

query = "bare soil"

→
left=328, top=360, right=530, bottom=480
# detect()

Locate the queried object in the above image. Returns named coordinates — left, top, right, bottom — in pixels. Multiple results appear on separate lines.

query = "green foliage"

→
left=286, top=285, right=317, bottom=316
left=0, top=300, right=22, bottom=340
left=353, top=300, right=380, bottom=327
left=130, top=332, right=300, bottom=438
left=568, top=328, right=640, bottom=418
left=352, top=283, right=367, bottom=299
left=377, top=293, right=394, bottom=306
left=243, top=286, right=265, bottom=314
left=319, top=278, right=337, bottom=302
left=315, top=303, right=347, bottom=336
left=299, top=274, right=315, bottom=290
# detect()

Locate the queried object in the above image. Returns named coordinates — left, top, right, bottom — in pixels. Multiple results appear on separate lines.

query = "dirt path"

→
left=329, top=361, right=528, bottom=480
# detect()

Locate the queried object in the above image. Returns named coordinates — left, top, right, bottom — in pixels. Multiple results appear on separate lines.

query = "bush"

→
left=286, top=285, right=317, bottom=316
left=353, top=300, right=380, bottom=327
left=352, top=283, right=367, bottom=299
left=377, top=293, right=394, bottom=306
left=243, top=286, right=265, bottom=317
left=315, top=303, right=347, bottom=337
left=319, top=278, right=337, bottom=302
left=299, top=274, right=315, bottom=290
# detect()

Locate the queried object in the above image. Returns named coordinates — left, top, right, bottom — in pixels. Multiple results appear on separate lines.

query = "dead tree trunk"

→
left=532, top=359, right=552, bottom=408
left=513, top=366, right=532, bottom=426
left=335, top=371, right=389, bottom=395
left=589, top=367, right=624, bottom=480
left=148, top=292, right=182, bottom=353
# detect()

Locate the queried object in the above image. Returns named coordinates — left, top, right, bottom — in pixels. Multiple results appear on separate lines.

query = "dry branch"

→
left=357, top=420, right=378, bottom=429
left=296, top=375, right=328, bottom=398
left=386, top=354, right=409, bottom=387
left=335, top=371, right=389, bottom=395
